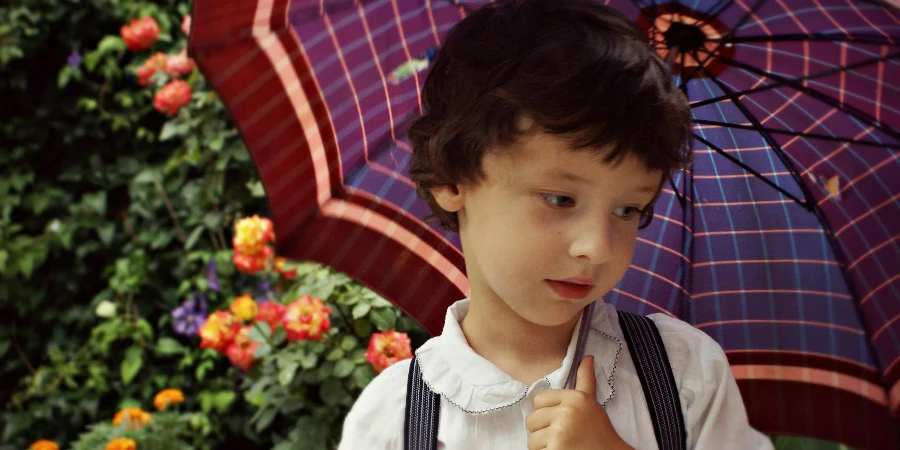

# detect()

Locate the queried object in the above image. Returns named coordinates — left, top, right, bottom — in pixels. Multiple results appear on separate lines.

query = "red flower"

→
left=282, top=295, right=332, bottom=342
left=225, top=326, right=260, bottom=371
left=366, top=330, right=412, bottom=373
left=136, top=52, right=166, bottom=86
left=256, top=301, right=285, bottom=333
left=153, top=80, right=192, bottom=115
left=181, top=15, right=192, bottom=36
left=164, top=50, right=195, bottom=78
left=232, top=215, right=276, bottom=256
left=198, top=310, right=240, bottom=353
left=232, top=245, right=273, bottom=274
left=121, top=17, right=160, bottom=52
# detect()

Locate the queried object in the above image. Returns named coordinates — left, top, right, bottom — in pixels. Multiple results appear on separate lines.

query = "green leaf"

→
left=97, top=35, right=126, bottom=54
left=82, top=191, right=106, bottom=215
left=325, top=348, right=344, bottom=361
left=320, top=378, right=346, bottom=406
left=272, top=326, right=286, bottom=346
left=370, top=308, right=396, bottom=331
left=351, top=303, right=371, bottom=319
left=254, top=343, right=272, bottom=358
left=298, top=350, right=318, bottom=369
left=155, top=337, right=185, bottom=356
left=340, top=335, right=358, bottom=351
left=352, top=365, right=376, bottom=389
left=353, top=318, right=372, bottom=338
left=185, top=225, right=205, bottom=250
left=333, top=359, right=355, bottom=378
left=248, top=322, right=271, bottom=344
left=97, top=223, right=115, bottom=245
left=278, top=360, right=299, bottom=386
left=121, top=345, right=143, bottom=385
left=255, top=407, right=277, bottom=433
left=213, top=391, right=236, bottom=412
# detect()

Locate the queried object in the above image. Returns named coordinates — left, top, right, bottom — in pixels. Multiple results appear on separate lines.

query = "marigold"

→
left=29, top=440, right=59, bottom=450
left=225, top=325, right=261, bottom=370
left=112, top=407, right=152, bottom=429
left=282, top=295, right=332, bottom=342
left=153, top=388, right=185, bottom=411
left=230, top=294, right=259, bottom=322
left=365, top=330, right=413, bottom=373
left=121, top=17, right=159, bottom=51
left=105, top=437, right=137, bottom=450
left=198, top=310, right=240, bottom=353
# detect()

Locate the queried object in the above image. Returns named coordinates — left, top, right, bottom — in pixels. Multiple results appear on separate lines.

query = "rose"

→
left=283, top=295, right=332, bottom=342
left=256, top=301, right=286, bottom=332
left=232, top=215, right=275, bottom=256
left=225, top=326, right=260, bottom=370
left=164, top=50, right=196, bottom=77
left=365, top=330, right=413, bottom=373
left=230, top=293, right=259, bottom=322
left=232, top=245, right=273, bottom=274
left=154, top=79, right=192, bottom=115
left=136, top=52, right=166, bottom=86
left=198, top=310, right=240, bottom=353
left=121, top=17, right=160, bottom=51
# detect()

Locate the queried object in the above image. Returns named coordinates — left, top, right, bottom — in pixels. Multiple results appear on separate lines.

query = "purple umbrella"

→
left=188, top=0, right=900, bottom=446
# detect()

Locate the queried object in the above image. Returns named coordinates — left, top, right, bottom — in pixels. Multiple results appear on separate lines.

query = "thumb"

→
left=574, top=355, right=597, bottom=397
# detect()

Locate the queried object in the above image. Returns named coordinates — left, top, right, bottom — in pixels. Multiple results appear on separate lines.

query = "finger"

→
left=574, top=355, right=596, bottom=397
left=524, top=406, right=555, bottom=432
left=526, top=427, right=551, bottom=450
left=533, top=389, right=564, bottom=410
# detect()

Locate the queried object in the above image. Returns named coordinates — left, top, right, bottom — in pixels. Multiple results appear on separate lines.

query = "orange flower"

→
left=225, top=325, right=260, bottom=370
left=136, top=52, right=166, bottom=86
left=153, top=388, right=185, bottom=411
left=230, top=294, right=259, bottom=322
left=153, top=79, right=192, bottom=115
left=112, top=407, right=152, bottom=429
left=198, top=310, right=240, bottom=353
left=232, top=215, right=275, bottom=256
left=256, top=301, right=285, bottom=332
left=105, top=437, right=137, bottom=450
left=164, top=50, right=195, bottom=77
left=274, top=257, right=297, bottom=279
left=366, top=330, right=412, bottom=373
left=231, top=245, right=273, bottom=274
left=121, top=17, right=159, bottom=51
left=29, top=440, right=59, bottom=450
left=282, top=295, right=332, bottom=342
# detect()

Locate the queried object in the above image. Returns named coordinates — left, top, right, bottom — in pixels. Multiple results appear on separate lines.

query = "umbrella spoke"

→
left=693, top=119, right=899, bottom=149
left=691, top=51, right=900, bottom=109
left=691, top=132, right=810, bottom=208
left=668, top=175, right=687, bottom=208
left=712, top=33, right=898, bottom=46
left=696, top=48, right=900, bottom=143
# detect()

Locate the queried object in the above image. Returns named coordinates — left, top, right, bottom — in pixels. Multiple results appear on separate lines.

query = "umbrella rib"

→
left=679, top=0, right=767, bottom=84
left=697, top=48, right=900, bottom=143
left=712, top=32, right=898, bottom=46
left=690, top=132, right=809, bottom=207
left=693, top=119, right=899, bottom=149
left=668, top=175, right=686, bottom=208
left=691, top=51, right=900, bottom=109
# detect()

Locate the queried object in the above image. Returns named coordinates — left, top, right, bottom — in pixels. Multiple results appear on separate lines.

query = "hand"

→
left=525, top=355, right=632, bottom=450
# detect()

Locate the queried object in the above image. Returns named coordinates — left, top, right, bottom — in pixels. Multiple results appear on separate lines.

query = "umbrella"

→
left=187, top=0, right=900, bottom=447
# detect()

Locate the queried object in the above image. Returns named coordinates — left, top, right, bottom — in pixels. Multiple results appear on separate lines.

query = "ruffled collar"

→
left=414, top=299, right=623, bottom=414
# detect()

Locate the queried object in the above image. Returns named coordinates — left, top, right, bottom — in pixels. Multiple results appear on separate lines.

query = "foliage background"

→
left=0, top=0, right=856, bottom=449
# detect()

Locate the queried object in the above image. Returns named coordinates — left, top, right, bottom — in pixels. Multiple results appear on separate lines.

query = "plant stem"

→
left=333, top=303, right=355, bottom=334
left=152, top=178, right=187, bottom=242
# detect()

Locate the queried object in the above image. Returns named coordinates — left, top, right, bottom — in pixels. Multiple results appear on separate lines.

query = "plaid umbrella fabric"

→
left=187, top=0, right=900, bottom=447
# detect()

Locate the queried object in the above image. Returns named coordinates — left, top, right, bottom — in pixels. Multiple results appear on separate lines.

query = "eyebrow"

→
left=547, top=170, right=659, bottom=194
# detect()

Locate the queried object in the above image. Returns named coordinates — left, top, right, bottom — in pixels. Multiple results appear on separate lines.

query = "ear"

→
left=430, top=184, right=465, bottom=213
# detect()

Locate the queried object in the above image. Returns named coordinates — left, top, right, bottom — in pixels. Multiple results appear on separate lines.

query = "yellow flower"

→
left=29, top=440, right=59, bottom=450
left=112, top=407, right=152, bottom=429
left=153, top=388, right=185, bottom=411
left=105, top=437, right=137, bottom=450
left=232, top=215, right=275, bottom=256
left=229, top=294, right=259, bottom=322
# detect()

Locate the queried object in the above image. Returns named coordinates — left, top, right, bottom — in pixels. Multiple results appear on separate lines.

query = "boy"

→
left=338, top=0, right=772, bottom=448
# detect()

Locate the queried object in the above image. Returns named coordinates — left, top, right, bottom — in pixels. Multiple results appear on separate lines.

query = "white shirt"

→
left=339, top=299, right=773, bottom=450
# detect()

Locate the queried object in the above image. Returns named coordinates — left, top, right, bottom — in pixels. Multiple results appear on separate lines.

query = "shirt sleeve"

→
left=338, top=358, right=411, bottom=450
left=650, top=314, right=774, bottom=450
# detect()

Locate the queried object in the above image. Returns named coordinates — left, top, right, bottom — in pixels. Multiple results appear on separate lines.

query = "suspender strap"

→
left=618, top=311, right=688, bottom=450
left=404, top=357, right=441, bottom=450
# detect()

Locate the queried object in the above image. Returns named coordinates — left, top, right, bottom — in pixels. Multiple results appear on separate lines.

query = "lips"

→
left=546, top=279, right=595, bottom=300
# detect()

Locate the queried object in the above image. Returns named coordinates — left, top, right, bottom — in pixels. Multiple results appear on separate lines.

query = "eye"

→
left=614, top=206, right=643, bottom=219
left=541, top=194, right=575, bottom=208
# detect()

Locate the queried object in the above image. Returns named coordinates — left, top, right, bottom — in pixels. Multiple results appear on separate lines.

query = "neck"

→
left=459, top=289, right=579, bottom=380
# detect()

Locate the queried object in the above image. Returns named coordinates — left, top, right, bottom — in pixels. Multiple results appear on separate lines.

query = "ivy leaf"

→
left=121, top=345, right=143, bottom=385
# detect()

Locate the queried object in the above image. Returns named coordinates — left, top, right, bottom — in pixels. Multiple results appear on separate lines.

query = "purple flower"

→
left=206, top=259, right=220, bottom=292
left=67, top=50, right=82, bottom=68
left=173, top=313, right=205, bottom=336
left=171, top=293, right=209, bottom=336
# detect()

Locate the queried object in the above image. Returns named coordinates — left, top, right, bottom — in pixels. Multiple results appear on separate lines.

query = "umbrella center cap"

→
left=663, top=22, right=706, bottom=53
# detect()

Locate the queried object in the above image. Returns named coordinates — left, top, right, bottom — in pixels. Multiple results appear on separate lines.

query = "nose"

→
left=568, top=216, right=614, bottom=265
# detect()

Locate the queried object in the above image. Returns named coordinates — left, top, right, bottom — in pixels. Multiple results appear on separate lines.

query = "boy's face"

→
left=434, top=128, right=663, bottom=328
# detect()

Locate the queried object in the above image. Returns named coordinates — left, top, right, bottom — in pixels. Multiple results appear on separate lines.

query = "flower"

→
left=29, top=440, right=59, bottom=450
left=231, top=245, right=273, bottom=274
left=365, top=330, right=413, bottom=373
left=225, top=325, right=260, bottom=370
left=206, top=258, right=220, bottom=292
left=181, top=15, right=192, bottom=35
left=112, top=407, right=152, bottom=429
left=274, top=257, right=297, bottom=279
left=105, top=438, right=137, bottom=450
left=171, top=293, right=208, bottom=336
left=282, top=295, right=332, bottom=342
left=121, top=17, right=160, bottom=52
left=230, top=294, right=259, bottom=322
left=95, top=300, right=117, bottom=318
left=255, top=301, right=285, bottom=332
left=232, top=215, right=275, bottom=256
left=67, top=50, right=82, bottom=68
left=164, top=50, right=195, bottom=77
left=198, top=310, right=240, bottom=353
left=153, top=388, right=185, bottom=411
left=154, top=79, right=192, bottom=115
left=136, top=52, right=166, bottom=86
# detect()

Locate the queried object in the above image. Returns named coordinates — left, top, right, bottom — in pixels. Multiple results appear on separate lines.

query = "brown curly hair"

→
left=408, top=0, right=692, bottom=232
